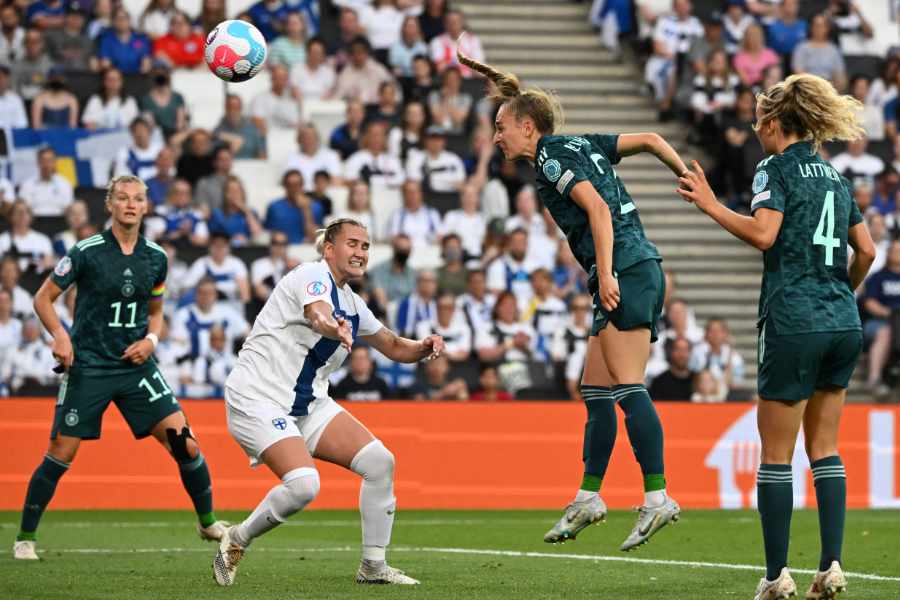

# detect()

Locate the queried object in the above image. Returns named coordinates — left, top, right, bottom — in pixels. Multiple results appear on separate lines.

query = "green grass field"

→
left=2, top=509, right=899, bottom=599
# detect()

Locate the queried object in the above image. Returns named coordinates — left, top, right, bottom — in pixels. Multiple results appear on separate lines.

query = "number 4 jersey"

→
left=750, top=140, right=863, bottom=335
left=51, top=230, right=168, bottom=371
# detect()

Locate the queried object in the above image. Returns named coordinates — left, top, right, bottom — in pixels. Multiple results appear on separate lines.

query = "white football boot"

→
left=198, top=520, right=229, bottom=542
left=13, top=540, right=39, bottom=560
left=619, top=495, right=680, bottom=551
left=543, top=495, right=608, bottom=543
left=212, top=525, right=245, bottom=586
left=755, top=568, right=798, bottom=600
left=805, top=561, right=847, bottom=600
left=355, top=560, right=420, bottom=585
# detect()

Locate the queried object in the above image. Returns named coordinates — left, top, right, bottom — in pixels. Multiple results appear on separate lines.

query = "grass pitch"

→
left=2, top=509, right=899, bottom=599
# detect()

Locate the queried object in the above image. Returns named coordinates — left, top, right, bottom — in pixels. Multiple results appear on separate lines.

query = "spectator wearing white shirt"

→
left=415, top=291, right=472, bottom=361
left=389, top=100, right=426, bottom=163
left=475, top=291, right=538, bottom=393
left=387, top=180, right=442, bottom=246
left=0, top=5, right=25, bottom=63
left=406, top=125, right=466, bottom=192
left=521, top=267, right=569, bottom=362
left=457, top=267, right=495, bottom=332
left=284, top=122, right=343, bottom=191
left=427, top=66, right=472, bottom=135
left=551, top=294, right=592, bottom=401
left=644, top=0, right=703, bottom=117
left=18, top=147, right=74, bottom=217
left=328, top=180, right=376, bottom=236
left=5, top=318, right=56, bottom=391
left=52, top=199, right=89, bottom=257
left=442, top=181, right=486, bottom=260
left=850, top=75, right=884, bottom=142
left=647, top=297, right=704, bottom=379
left=184, top=233, right=250, bottom=312
left=250, top=63, right=301, bottom=137
left=289, top=37, right=335, bottom=100
left=0, top=289, right=22, bottom=374
left=830, top=136, right=885, bottom=191
left=389, top=15, right=428, bottom=77
left=429, top=9, right=484, bottom=77
left=486, top=228, right=536, bottom=309
left=171, top=277, right=249, bottom=359
left=505, top=186, right=557, bottom=270
left=344, top=120, right=405, bottom=189
left=0, top=201, right=54, bottom=274
left=250, top=231, right=297, bottom=303
left=393, top=269, right=438, bottom=338
left=0, top=256, right=34, bottom=318
left=688, top=317, right=745, bottom=394
left=154, top=316, right=185, bottom=393
left=0, top=64, right=28, bottom=128
left=333, top=36, right=394, bottom=105
left=114, top=116, right=162, bottom=180
left=81, top=67, right=139, bottom=130
left=182, top=324, right=236, bottom=398
left=360, top=0, right=404, bottom=56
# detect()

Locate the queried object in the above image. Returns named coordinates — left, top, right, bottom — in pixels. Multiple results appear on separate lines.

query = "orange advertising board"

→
left=1, top=400, right=899, bottom=510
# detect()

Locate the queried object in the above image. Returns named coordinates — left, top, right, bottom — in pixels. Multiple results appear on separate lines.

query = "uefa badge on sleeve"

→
left=752, top=170, right=768, bottom=194
left=543, top=159, right=562, bottom=182
left=54, top=256, right=72, bottom=277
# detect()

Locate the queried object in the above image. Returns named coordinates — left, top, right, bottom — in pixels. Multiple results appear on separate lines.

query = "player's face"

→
left=328, top=225, right=370, bottom=280
left=493, top=104, right=531, bottom=161
left=107, top=180, right=148, bottom=227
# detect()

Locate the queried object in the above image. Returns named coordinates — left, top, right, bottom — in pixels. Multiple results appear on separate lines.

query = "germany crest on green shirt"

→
left=533, top=133, right=660, bottom=278
left=51, top=230, right=168, bottom=371
left=749, top=141, right=863, bottom=335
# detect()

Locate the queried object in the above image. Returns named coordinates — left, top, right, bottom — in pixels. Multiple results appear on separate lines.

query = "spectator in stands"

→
left=394, top=268, right=438, bottom=337
left=140, top=0, right=176, bottom=40
left=434, top=234, right=465, bottom=294
left=732, top=23, right=779, bottom=88
left=264, top=169, right=322, bottom=243
left=830, top=136, right=885, bottom=191
left=177, top=129, right=216, bottom=186
left=441, top=182, right=486, bottom=261
left=0, top=64, right=26, bottom=129
left=552, top=239, right=588, bottom=301
left=146, top=146, right=176, bottom=206
left=690, top=49, right=739, bottom=147
left=765, top=0, right=806, bottom=64
left=208, top=175, right=263, bottom=245
left=428, top=66, right=472, bottom=135
left=289, top=37, right=335, bottom=101
left=328, top=7, right=363, bottom=70
left=369, top=233, right=416, bottom=308
left=25, top=0, right=65, bottom=30
left=366, top=80, right=403, bottom=128
left=469, top=364, right=512, bottom=402
left=873, top=166, right=899, bottom=214
left=390, top=15, right=427, bottom=77
left=97, top=7, right=152, bottom=74
left=333, top=36, right=393, bottom=105
left=171, top=277, right=248, bottom=359
left=649, top=296, right=703, bottom=378
left=4, top=318, right=55, bottom=392
left=250, top=63, right=301, bottom=136
left=268, top=12, right=307, bottom=68
left=183, top=324, right=235, bottom=398
left=406, top=125, right=465, bottom=192
left=51, top=200, right=88, bottom=257
left=152, top=10, right=204, bottom=69
left=330, top=180, right=376, bottom=235
left=505, top=186, right=556, bottom=269
left=214, top=94, right=266, bottom=159
left=18, top=148, right=73, bottom=217
left=523, top=267, right=569, bottom=363
left=418, top=0, right=446, bottom=42
left=862, top=240, right=900, bottom=393
left=330, top=100, right=366, bottom=159
left=852, top=76, right=885, bottom=141
left=404, top=54, right=437, bottom=106
left=251, top=231, right=296, bottom=303
left=792, top=14, right=846, bottom=92
left=247, top=0, right=290, bottom=42
left=114, top=117, right=163, bottom=180
left=408, top=354, right=468, bottom=400
left=29, top=68, right=78, bottom=129
left=415, top=290, right=471, bottom=361
left=691, top=369, right=727, bottom=403
left=158, top=178, right=209, bottom=246
left=386, top=180, right=441, bottom=245
left=721, top=0, right=754, bottom=55
left=344, top=120, right=405, bottom=188
left=0, top=201, right=54, bottom=275
left=551, top=293, right=591, bottom=401
left=194, top=146, right=234, bottom=213
left=45, top=6, right=92, bottom=70
left=0, top=289, right=22, bottom=375
left=184, top=231, right=251, bottom=307
left=826, top=0, right=874, bottom=55
left=0, top=256, right=33, bottom=317
left=389, top=100, right=426, bottom=163
left=457, top=267, right=494, bottom=328
left=680, top=11, right=725, bottom=106
left=688, top=317, right=745, bottom=396
left=0, top=4, right=24, bottom=64
left=648, top=337, right=694, bottom=401
left=87, top=0, right=113, bottom=39
left=361, top=0, right=404, bottom=63
left=284, top=123, right=342, bottom=189
left=331, top=345, right=392, bottom=401
left=11, top=28, right=52, bottom=103
left=310, top=170, right=334, bottom=218
left=715, top=86, right=760, bottom=210
left=140, top=62, right=187, bottom=140
left=475, top=290, right=537, bottom=391
left=866, top=212, right=889, bottom=277
left=197, top=0, right=226, bottom=37
left=83, top=67, right=140, bottom=130
left=430, top=9, right=484, bottom=77
left=644, top=0, right=703, bottom=119
left=486, top=227, right=535, bottom=307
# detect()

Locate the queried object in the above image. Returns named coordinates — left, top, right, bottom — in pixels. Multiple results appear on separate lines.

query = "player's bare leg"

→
left=316, top=412, right=419, bottom=585
left=14, top=434, right=80, bottom=559
left=544, top=337, right=610, bottom=543
left=598, top=323, right=680, bottom=551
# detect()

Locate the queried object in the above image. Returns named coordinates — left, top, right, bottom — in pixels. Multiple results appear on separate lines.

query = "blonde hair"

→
left=106, top=174, right=148, bottom=201
left=755, top=73, right=865, bottom=150
left=315, top=217, right=367, bottom=255
left=456, top=44, right=563, bottom=134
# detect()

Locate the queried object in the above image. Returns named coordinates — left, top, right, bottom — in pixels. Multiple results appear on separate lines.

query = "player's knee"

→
left=804, top=438, right=838, bottom=463
left=282, top=468, right=320, bottom=509
left=48, top=437, right=78, bottom=464
left=350, top=440, right=394, bottom=483
left=165, top=426, right=199, bottom=463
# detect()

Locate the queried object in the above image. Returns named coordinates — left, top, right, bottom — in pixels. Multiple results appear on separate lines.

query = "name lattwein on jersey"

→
left=798, top=163, right=841, bottom=181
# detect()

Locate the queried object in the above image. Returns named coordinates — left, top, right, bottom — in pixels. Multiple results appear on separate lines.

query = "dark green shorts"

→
left=51, top=362, right=181, bottom=440
left=757, top=323, right=863, bottom=402
left=591, top=259, right=665, bottom=342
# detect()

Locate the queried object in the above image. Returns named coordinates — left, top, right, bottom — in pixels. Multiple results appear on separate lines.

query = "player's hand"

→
left=677, top=160, right=717, bottom=212
left=122, top=339, right=155, bottom=364
left=420, top=335, right=445, bottom=360
left=598, top=272, right=620, bottom=312
left=51, top=332, right=74, bottom=369
left=335, top=315, right=353, bottom=350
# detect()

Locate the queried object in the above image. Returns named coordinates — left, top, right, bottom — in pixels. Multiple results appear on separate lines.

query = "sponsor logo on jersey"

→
left=752, top=170, right=768, bottom=194
left=54, top=256, right=72, bottom=277
left=123, top=268, right=133, bottom=277
left=307, top=281, right=328, bottom=296
left=272, top=417, right=287, bottom=430
left=64, top=409, right=79, bottom=427
left=542, top=158, right=562, bottom=182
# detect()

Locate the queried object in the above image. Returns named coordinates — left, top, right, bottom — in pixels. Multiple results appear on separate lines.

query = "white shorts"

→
left=224, top=387, right=346, bottom=467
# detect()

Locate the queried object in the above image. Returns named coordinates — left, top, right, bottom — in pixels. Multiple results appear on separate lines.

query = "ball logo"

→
left=752, top=170, right=768, bottom=194
left=543, top=159, right=562, bottom=182
left=307, top=281, right=327, bottom=296
left=54, top=256, right=72, bottom=277
left=271, top=418, right=287, bottom=431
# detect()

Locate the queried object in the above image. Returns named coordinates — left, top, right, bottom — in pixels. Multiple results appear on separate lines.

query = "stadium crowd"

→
left=0, top=0, right=894, bottom=402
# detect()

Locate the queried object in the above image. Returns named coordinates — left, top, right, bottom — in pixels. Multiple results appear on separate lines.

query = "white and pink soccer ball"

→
left=204, top=20, right=267, bottom=83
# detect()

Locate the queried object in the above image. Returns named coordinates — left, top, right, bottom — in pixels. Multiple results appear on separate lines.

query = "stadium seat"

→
left=303, top=99, right=346, bottom=144
left=370, top=185, right=402, bottom=241
left=232, top=159, right=283, bottom=215
left=172, top=69, right=226, bottom=130
left=326, top=184, right=348, bottom=214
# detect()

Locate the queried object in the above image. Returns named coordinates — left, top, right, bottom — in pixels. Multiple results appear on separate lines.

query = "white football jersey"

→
left=226, top=260, right=382, bottom=415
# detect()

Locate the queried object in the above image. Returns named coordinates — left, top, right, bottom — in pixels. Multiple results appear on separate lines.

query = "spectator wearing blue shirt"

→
left=765, top=0, right=806, bottom=59
left=26, top=0, right=66, bottom=30
left=862, top=240, right=900, bottom=393
left=329, top=99, right=365, bottom=159
left=247, top=0, right=292, bottom=42
left=159, top=178, right=210, bottom=246
left=146, top=146, right=176, bottom=207
left=209, top=175, right=264, bottom=246
left=263, top=169, right=324, bottom=243
left=97, top=7, right=152, bottom=74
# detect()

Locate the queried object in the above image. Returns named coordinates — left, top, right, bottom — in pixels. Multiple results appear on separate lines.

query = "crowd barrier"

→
left=2, top=400, right=899, bottom=510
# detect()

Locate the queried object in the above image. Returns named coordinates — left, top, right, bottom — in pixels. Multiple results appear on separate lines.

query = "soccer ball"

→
left=205, top=20, right=267, bottom=83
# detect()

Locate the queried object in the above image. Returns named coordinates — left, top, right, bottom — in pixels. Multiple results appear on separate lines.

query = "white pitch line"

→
left=0, top=518, right=542, bottom=530
left=32, top=545, right=900, bottom=583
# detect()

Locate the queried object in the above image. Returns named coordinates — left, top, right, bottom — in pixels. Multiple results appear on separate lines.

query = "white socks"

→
left=233, top=467, right=320, bottom=547
left=644, top=489, right=667, bottom=508
left=350, top=440, right=396, bottom=559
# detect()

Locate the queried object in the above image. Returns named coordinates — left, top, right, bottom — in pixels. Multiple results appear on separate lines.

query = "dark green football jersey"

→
left=51, top=230, right=168, bottom=371
left=534, top=134, right=661, bottom=276
left=750, top=141, right=863, bottom=335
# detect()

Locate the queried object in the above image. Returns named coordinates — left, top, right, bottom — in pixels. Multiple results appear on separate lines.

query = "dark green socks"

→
left=615, top=384, right=666, bottom=491
left=812, top=455, right=846, bottom=572
left=758, top=463, right=793, bottom=581
left=580, top=386, right=616, bottom=492
left=18, top=454, right=70, bottom=541
left=178, top=453, right=217, bottom=527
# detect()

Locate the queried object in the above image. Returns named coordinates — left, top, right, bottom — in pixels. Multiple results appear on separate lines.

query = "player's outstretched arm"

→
left=617, top=133, right=689, bottom=178
left=848, top=221, right=876, bottom=291
left=362, top=327, right=445, bottom=364
left=570, top=181, right=619, bottom=312
left=33, top=278, right=74, bottom=369
left=305, top=300, right=353, bottom=349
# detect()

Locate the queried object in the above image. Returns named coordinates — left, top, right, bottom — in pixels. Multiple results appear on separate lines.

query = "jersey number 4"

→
left=109, top=301, right=138, bottom=328
left=812, top=191, right=840, bottom=266
left=589, top=153, right=635, bottom=215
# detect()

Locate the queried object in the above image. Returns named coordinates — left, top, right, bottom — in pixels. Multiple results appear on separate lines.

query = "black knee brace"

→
left=166, top=426, right=196, bottom=462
